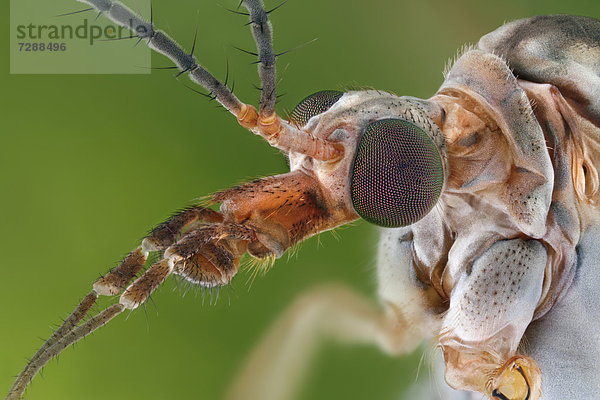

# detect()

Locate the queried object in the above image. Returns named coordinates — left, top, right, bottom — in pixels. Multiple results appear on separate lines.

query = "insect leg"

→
left=225, top=284, right=420, bottom=400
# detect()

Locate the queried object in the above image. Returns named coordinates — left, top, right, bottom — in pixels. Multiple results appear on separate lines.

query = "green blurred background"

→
left=2, top=1, right=599, bottom=399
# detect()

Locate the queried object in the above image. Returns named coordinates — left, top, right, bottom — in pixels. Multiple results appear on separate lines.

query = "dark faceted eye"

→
left=351, top=119, right=444, bottom=227
left=289, top=90, right=344, bottom=126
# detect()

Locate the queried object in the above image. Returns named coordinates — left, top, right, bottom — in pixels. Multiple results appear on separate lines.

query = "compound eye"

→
left=351, top=119, right=444, bottom=227
left=289, top=90, right=344, bottom=126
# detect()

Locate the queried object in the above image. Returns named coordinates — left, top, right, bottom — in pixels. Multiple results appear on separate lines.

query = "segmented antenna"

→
left=78, top=0, right=244, bottom=115
left=243, top=0, right=277, bottom=116
left=73, top=0, right=341, bottom=161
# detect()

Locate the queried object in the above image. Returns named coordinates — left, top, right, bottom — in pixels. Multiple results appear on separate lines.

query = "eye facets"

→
left=289, top=90, right=344, bottom=126
left=351, top=118, right=444, bottom=227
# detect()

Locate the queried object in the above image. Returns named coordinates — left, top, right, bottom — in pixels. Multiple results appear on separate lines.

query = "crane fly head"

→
left=288, top=90, right=448, bottom=228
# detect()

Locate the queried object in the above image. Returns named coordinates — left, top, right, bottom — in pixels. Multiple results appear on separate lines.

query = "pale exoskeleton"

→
left=5, top=1, right=600, bottom=399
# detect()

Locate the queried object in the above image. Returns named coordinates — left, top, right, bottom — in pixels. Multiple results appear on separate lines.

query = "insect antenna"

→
left=101, top=0, right=341, bottom=159
left=72, top=0, right=339, bottom=161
